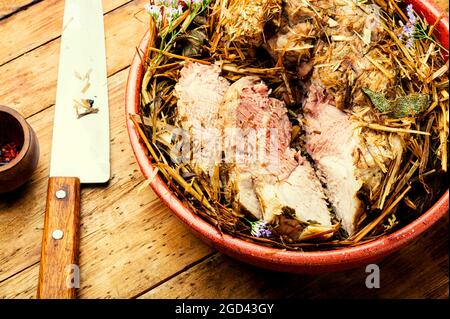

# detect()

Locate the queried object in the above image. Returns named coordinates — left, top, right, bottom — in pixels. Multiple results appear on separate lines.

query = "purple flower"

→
left=406, top=37, right=415, bottom=49
left=144, top=4, right=162, bottom=23
left=146, top=1, right=185, bottom=25
left=406, top=4, right=417, bottom=25
left=249, top=220, right=272, bottom=238
left=166, top=4, right=183, bottom=21
left=145, top=4, right=160, bottom=15
left=399, top=4, right=418, bottom=49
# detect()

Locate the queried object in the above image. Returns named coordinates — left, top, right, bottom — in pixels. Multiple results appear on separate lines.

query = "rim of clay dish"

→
left=125, top=0, right=449, bottom=270
left=0, top=105, right=30, bottom=173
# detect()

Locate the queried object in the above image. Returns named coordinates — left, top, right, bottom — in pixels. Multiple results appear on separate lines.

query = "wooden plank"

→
left=436, top=0, right=449, bottom=12
left=0, top=0, right=40, bottom=20
left=142, top=215, right=448, bottom=299
left=0, top=265, right=37, bottom=299
left=0, top=0, right=149, bottom=119
left=0, top=185, right=214, bottom=299
left=0, top=0, right=134, bottom=66
left=0, top=68, right=214, bottom=298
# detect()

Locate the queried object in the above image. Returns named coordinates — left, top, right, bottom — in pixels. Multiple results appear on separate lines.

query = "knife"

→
left=37, top=0, right=110, bottom=299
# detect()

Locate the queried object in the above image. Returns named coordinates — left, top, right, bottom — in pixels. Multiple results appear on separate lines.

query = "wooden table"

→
left=0, top=0, right=448, bottom=299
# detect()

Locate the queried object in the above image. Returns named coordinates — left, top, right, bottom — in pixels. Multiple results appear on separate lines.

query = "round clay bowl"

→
left=0, top=105, right=40, bottom=194
left=126, top=0, right=449, bottom=273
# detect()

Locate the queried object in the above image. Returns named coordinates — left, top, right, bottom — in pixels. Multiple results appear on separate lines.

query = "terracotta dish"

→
left=125, top=0, right=449, bottom=273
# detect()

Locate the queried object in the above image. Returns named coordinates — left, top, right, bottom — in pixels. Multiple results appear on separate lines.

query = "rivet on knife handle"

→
left=37, top=177, right=81, bottom=299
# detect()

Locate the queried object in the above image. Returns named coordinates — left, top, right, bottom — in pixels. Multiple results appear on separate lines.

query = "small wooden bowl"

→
left=0, top=105, right=39, bottom=194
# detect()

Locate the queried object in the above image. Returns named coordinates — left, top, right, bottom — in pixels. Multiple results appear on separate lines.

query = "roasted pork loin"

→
left=264, top=0, right=404, bottom=234
left=290, top=0, right=402, bottom=235
left=175, top=63, right=336, bottom=239
left=219, top=77, right=333, bottom=234
left=176, top=0, right=405, bottom=237
left=174, top=62, right=230, bottom=179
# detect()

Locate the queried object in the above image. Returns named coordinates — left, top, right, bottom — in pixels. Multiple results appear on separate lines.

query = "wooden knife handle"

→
left=37, top=177, right=81, bottom=299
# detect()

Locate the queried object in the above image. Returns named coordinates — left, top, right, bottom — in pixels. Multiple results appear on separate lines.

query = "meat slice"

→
left=220, top=76, right=333, bottom=235
left=174, top=62, right=230, bottom=178
left=254, top=155, right=332, bottom=227
left=296, top=1, right=402, bottom=236
left=220, top=76, right=297, bottom=179
left=303, top=89, right=403, bottom=235
left=302, top=89, right=362, bottom=234
left=174, top=64, right=335, bottom=239
left=297, top=0, right=403, bottom=235
left=175, top=62, right=230, bottom=131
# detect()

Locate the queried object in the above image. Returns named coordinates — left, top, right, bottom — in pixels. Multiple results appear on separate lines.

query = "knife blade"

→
left=37, top=0, right=110, bottom=299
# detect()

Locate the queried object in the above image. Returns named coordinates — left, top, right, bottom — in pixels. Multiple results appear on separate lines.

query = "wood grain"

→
left=0, top=68, right=213, bottom=299
left=0, top=0, right=149, bottom=119
left=436, top=0, right=449, bottom=12
left=0, top=0, right=40, bottom=20
left=142, top=215, right=449, bottom=299
left=0, top=0, right=133, bottom=66
left=0, top=265, right=38, bottom=299
left=37, top=177, right=81, bottom=299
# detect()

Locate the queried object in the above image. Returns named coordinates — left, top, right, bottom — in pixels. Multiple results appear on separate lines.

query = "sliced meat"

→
left=174, top=64, right=336, bottom=239
left=302, top=88, right=362, bottom=234
left=255, top=155, right=331, bottom=226
left=174, top=62, right=230, bottom=178
left=281, top=0, right=403, bottom=235
left=303, top=88, right=403, bottom=234
left=175, top=62, right=230, bottom=131
left=220, top=76, right=296, bottom=179
left=220, top=76, right=333, bottom=234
